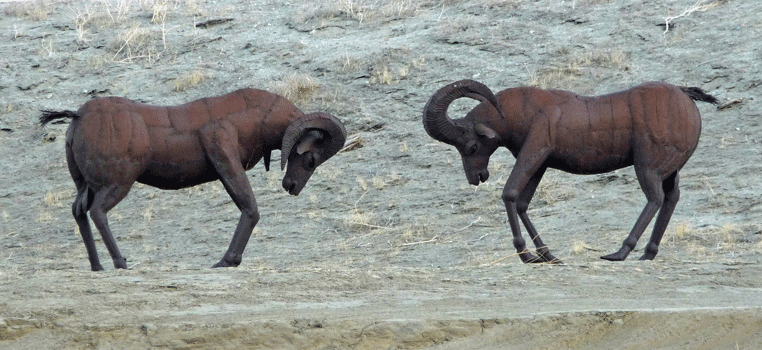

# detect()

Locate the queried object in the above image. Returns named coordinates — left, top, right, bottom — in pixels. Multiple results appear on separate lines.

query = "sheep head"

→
left=423, top=79, right=505, bottom=186
left=280, top=112, right=346, bottom=195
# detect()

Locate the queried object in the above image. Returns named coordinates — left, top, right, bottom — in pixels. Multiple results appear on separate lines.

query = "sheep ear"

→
left=296, top=130, right=323, bottom=155
left=296, top=140, right=312, bottom=155
left=475, top=123, right=497, bottom=139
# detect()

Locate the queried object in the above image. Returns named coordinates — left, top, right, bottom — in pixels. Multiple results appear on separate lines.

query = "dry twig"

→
left=398, top=235, right=438, bottom=247
left=663, top=0, right=716, bottom=34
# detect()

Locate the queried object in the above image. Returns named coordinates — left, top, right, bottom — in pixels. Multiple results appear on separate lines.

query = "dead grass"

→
left=44, top=188, right=74, bottom=208
left=343, top=208, right=377, bottom=229
left=4, top=0, right=51, bottom=21
left=400, top=219, right=431, bottom=242
left=56, top=0, right=186, bottom=63
left=150, top=0, right=176, bottom=50
left=535, top=172, right=577, bottom=206
left=110, top=23, right=154, bottom=61
left=141, top=205, right=154, bottom=221
left=571, top=240, right=592, bottom=254
left=669, top=222, right=762, bottom=261
left=170, top=70, right=207, bottom=91
left=570, top=0, right=614, bottom=7
left=672, top=221, right=691, bottom=240
left=720, top=223, right=740, bottom=244
left=528, top=48, right=628, bottom=89
left=268, top=73, right=321, bottom=105
left=295, top=0, right=442, bottom=25
left=339, top=53, right=365, bottom=73
left=37, top=37, right=56, bottom=57
left=368, top=53, right=425, bottom=85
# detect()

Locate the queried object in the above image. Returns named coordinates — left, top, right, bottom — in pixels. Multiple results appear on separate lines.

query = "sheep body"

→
left=423, top=80, right=717, bottom=263
left=67, top=89, right=296, bottom=190
left=41, top=88, right=346, bottom=271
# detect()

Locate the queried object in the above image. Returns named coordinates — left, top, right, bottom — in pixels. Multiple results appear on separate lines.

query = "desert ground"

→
left=1, top=0, right=761, bottom=348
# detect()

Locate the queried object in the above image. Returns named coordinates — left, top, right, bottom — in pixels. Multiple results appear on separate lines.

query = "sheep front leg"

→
left=501, top=136, right=553, bottom=263
left=516, top=166, right=560, bottom=263
left=200, top=122, right=260, bottom=268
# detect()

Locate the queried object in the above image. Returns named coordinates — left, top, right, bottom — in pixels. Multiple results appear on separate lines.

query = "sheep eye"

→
left=307, top=154, right=316, bottom=169
left=465, top=141, right=478, bottom=156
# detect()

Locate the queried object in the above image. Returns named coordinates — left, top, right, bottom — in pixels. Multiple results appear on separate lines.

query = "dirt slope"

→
left=1, top=0, right=761, bottom=348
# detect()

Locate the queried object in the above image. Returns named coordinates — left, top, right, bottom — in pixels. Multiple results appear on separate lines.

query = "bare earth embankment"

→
left=1, top=0, right=761, bottom=348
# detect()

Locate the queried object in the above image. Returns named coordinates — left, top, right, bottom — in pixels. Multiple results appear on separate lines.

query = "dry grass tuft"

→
left=268, top=73, right=320, bottom=105
left=299, top=0, right=434, bottom=24
left=720, top=223, right=740, bottom=245
left=370, top=65, right=396, bottom=85
left=571, top=0, right=615, bottom=7
left=528, top=64, right=580, bottom=90
left=4, top=0, right=51, bottom=21
left=571, top=240, right=592, bottom=254
left=528, top=48, right=628, bottom=89
left=150, top=0, right=175, bottom=50
left=401, top=223, right=427, bottom=242
left=111, top=23, right=154, bottom=61
left=142, top=206, right=154, bottom=221
left=672, top=221, right=691, bottom=240
left=578, top=49, right=628, bottom=69
left=675, top=222, right=761, bottom=260
left=171, top=70, right=207, bottom=91
left=535, top=172, right=577, bottom=206
left=369, top=56, right=424, bottom=85
left=44, top=189, right=74, bottom=208
left=340, top=53, right=365, bottom=73
left=356, top=176, right=369, bottom=191
left=343, top=209, right=376, bottom=229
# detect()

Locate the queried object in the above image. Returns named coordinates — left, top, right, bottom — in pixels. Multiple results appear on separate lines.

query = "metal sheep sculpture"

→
left=41, top=88, right=346, bottom=271
left=423, top=79, right=717, bottom=263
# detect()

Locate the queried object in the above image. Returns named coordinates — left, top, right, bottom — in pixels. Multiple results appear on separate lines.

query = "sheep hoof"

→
left=520, top=252, right=543, bottom=264
left=113, top=257, right=128, bottom=269
left=600, top=252, right=627, bottom=261
left=536, top=247, right=562, bottom=264
left=211, top=259, right=240, bottom=268
left=638, top=254, right=656, bottom=261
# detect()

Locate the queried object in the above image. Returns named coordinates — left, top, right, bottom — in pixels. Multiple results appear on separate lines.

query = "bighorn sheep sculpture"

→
left=423, top=80, right=717, bottom=263
left=41, top=88, right=346, bottom=271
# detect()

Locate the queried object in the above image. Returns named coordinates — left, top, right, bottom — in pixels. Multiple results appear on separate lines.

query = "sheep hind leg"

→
left=67, top=145, right=104, bottom=271
left=88, top=184, right=132, bottom=269
left=601, top=170, right=664, bottom=261
left=639, top=172, right=680, bottom=260
left=72, top=185, right=103, bottom=271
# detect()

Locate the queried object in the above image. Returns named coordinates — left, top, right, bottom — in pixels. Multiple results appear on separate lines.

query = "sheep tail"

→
left=40, top=110, right=79, bottom=126
left=680, top=87, right=719, bottom=105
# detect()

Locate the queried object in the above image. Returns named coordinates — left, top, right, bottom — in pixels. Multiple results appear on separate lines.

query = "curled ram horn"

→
left=422, top=79, right=505, bottom=144
left=280, top=112, right=347, bottom=171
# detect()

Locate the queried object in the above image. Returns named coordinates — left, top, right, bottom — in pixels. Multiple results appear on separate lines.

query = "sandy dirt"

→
left=1, top=0, right=761, bottom=348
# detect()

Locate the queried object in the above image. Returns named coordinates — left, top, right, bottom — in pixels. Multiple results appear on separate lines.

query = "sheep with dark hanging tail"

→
left=41, top=88, right=346, bottom=271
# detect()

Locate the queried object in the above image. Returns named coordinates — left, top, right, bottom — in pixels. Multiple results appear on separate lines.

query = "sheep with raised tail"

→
left=41, top=88, right=346, bottom=271
left=423, top=79, right=717, bottom=263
